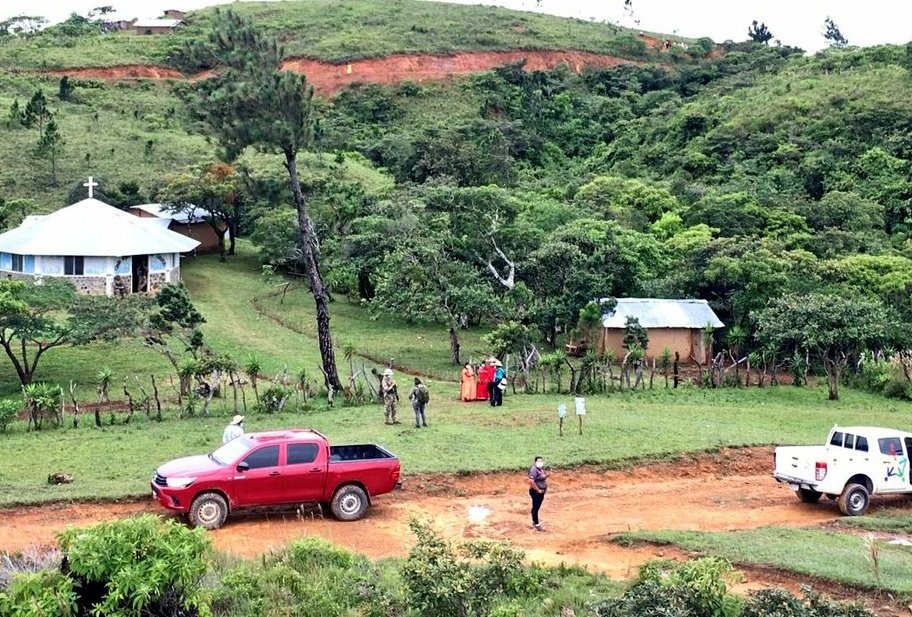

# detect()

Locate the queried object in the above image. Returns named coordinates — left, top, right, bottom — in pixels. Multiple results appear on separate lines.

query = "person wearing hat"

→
left=490, top=359, right=506, bottom=407
left=222, top=414, right=245, bottom=444
left=380, top=368, right=400, bottom=425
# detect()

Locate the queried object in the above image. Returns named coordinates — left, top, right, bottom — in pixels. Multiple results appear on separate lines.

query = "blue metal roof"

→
left=601, top=298, right=724, bottom=329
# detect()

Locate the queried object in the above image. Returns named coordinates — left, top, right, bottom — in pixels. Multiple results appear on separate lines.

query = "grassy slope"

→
left=619, top=527, right=912, bottom=594
left=0, top=384, right=909, bottom=505
left=0, top=0, right=660, bottom=70
left=0, top=73, right=214, bottom=209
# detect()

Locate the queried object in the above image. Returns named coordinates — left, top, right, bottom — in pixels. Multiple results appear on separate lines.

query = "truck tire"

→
left=190, top=492, right=229, bottom=529
left=797, top=488, right=822, bottom=503
left=331, top=485, right=368, bottom=521
left=837, top=483, right=870, bottom=516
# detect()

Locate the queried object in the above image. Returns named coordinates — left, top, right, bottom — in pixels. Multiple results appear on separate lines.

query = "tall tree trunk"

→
left=284, top=150, right=342, bottom=392
left=228, top=220, right=238, bottom=255
left=449, top=326, right=461, bottom=366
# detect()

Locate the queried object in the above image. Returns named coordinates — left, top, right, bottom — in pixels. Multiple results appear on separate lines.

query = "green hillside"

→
left=0, top=0, right=666, bottom=70
left=0, top=0, right=911, bottom=403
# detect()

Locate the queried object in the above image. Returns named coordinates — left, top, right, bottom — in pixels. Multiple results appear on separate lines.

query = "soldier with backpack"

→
left=408, top=377, right=430, bottom=428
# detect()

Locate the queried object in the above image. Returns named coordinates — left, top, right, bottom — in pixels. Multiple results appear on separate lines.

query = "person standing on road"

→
left=222, top=415, right=245, bottom=444
left=408, top=377, right=430, bottom=428
left=528, top=455, right=549, bottom=531
left=380, top=368, right=400, bottom=425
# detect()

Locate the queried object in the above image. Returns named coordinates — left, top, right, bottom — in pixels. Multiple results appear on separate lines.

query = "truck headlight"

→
left=165, top=477, right=196, bottom=488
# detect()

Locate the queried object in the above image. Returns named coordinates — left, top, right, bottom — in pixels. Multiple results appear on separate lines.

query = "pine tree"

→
left=35, top=119, right=64, bottom=187
left=177, top=9, right=342, bottom=391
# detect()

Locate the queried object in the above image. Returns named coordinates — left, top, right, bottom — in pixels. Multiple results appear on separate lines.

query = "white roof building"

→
left=601, top=298, right=724, bottom=329
left=0, top=189, right=199, bottom=296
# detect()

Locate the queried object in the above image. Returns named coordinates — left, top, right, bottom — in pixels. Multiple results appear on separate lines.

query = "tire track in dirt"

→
left=30, top=49, right=641, bottom=96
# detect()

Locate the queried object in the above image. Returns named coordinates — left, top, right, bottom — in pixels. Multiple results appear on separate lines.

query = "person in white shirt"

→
left=222, top=415, right=245, bottom=444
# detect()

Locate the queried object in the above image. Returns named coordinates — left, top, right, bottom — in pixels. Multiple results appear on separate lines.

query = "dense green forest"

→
left=1, top=1, right=911, bottom=396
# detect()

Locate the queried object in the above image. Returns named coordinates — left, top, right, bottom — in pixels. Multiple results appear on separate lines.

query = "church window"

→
left=64, top=256, right=85, bottom=275
left=11, top=254, right=23, bottom=272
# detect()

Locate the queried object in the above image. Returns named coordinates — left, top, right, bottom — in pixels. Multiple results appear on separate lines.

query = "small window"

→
left=64, top=256, right=84, bottom=276
left=855, top=436, right=868, bottom=452
left=287, top=443, right=318, bottom=465
left=243, top=445, right=279, bottom=469
left=843, top=434, right=855, bottom=449
left=879, top=437, right=903, bottom=456
left=11, top=254, right=23, bottom=272
left=829, top=431, right=844, bottom=447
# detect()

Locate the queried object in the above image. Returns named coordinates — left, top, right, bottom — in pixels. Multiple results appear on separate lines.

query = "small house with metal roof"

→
left=129, top=203, right=227, bottom=255
left=599, top=298, right=724, bottom=364
left=0, top=184, right=199, bottom=296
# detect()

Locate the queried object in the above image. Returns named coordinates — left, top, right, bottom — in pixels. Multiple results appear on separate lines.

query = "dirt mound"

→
left=36, top=49, right=639, bottom=95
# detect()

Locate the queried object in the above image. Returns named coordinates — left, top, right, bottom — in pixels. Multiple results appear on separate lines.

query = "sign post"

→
left=574, top=396, right=586, bottom=435
left=557, top=404, right=567, bottom=437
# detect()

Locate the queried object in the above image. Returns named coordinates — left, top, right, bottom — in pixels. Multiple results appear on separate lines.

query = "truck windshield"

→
left=210, top=436, right=253, bottom=465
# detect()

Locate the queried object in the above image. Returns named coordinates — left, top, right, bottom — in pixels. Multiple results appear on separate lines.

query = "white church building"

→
left=0, top=179, right=199, bottom=296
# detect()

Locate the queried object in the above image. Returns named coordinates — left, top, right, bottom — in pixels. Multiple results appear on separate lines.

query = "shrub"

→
left=853, top=355, right=892, bottom=393
left=0, top=570, right=77, bottom=617
left=743, top=585, right=872, bottom=617
left=256, top=383, right=294, bottom=414
left=401, top=518, right=541, bottom=617
left=598, top=558, right=741, bottom=617
left=58, top=514, right=210, bottom=616
left=208, top=541, right=401, bottom=617
left=883, top=378, right=912, bottom=400
left=0, top=399, right=19, bottom=433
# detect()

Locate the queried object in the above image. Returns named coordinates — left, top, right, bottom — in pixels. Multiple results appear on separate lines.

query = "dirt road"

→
left=0, top=447, right=847, bottom=577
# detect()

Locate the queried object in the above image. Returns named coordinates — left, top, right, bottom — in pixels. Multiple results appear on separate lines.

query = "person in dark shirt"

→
left=527, top=455, right=549, bottom=531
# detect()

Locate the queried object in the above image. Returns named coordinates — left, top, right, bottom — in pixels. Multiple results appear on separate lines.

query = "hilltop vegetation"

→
left=0, top=0, right=667, bottom=70
left=0, top=1, right=910, bottom=399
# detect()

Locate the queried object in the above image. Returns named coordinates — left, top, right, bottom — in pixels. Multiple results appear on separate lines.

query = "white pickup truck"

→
left=773, top=425, right=912, bottom=516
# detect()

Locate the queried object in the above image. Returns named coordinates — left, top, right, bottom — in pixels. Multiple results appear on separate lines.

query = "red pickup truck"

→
left=151, top=428, right=401, bottom=529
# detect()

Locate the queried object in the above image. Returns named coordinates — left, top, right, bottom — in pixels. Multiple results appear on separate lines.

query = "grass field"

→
left=618, top=527, right=912, bottom=594
left=0, top=384, right=909, bottom=506
left=0, top=241, right=488, bottom=399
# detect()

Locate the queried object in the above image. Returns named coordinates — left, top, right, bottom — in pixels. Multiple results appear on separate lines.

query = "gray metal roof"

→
left=601, top=298, right=724, bottom=329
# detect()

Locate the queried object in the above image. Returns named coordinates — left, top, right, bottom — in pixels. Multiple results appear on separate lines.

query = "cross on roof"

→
left=83, top=176, right=98, bottom=198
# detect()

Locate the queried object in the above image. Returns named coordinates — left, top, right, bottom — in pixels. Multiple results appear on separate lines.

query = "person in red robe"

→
left=476, top=359, right=494, bottom=401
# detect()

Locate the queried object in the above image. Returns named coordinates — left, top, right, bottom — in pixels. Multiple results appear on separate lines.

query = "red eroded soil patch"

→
left=36, top=49, right=639, bottom=96
left=280, top=50, right=637, bottom=95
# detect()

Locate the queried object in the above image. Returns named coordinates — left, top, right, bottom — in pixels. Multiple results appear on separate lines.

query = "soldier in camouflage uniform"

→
left=380, top=369, right=400, bottom=424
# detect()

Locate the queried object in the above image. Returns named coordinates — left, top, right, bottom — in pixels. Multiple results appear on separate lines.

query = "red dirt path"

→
left=0, top=447, right=904, bottom=612
left=36, top=49, right=638, bottom=96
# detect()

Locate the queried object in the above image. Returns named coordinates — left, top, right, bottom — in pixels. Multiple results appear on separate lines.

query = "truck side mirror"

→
left=236, top=462, right=249, bottom=472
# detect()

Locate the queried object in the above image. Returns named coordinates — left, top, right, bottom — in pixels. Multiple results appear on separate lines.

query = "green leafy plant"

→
left=256, top=383, right=293, bottom=414
left=57, top=514, right=210, bottom=617
left=401, top=518, right=539, bottom=617
left=0, top=570, right=77, bottom=617
left=0, top=399, right=18, bottom=432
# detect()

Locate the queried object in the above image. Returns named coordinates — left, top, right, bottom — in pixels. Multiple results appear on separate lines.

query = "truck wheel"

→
left=331, top=485, right=368, bottom=521
left=837, top=483, right=870, bottom=516
left=797, top=488, right=822, bottom=503
left=190, top=492, right=228, bottom=529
